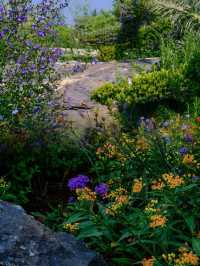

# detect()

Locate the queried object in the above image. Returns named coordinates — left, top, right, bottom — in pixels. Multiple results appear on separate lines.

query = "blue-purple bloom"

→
left=184, top=134, right=193, bottom=143
left=192, top=175, right=200, bottom=181
left=163, top=136, right=171, bottom=144
left=179, top=147, right=188, bottom=156
left=163, top=121, right=170, bottom=128
left=12, top=108, right=19, bottom=115
left=68, top=175, right=90, bottom=191
left=95, top=183, right=109, bottom=198
left=68, top=196, right=76, bottom=203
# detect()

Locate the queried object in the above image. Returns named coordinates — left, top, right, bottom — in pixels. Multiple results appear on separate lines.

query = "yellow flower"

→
left=108, top=187, right=128, bottom=199
left=132, top=178, right=143, bottom=193
left=106, top=195, right=128, bottom=216
left=63, top=222, right=79, bottom=233
left=196, top=231, right=200, bottom=238
left=149, top=214, right=167, bottom=228
left=162, top=253, right=176, bottom=263
left=142, top=257, right=154, bottom=266
left=163, top=173, right=184, bottom=188
left=76, top=187, right=96, bottom=201
left=136, top=137, right=149, bottom=151
left=175, top=250, right=199, bottom=265
left=145, top=200, right=158, bottom=213
left=0, top=178, right=8, bottom=189
left=151, top=179, right=164, bottom=190
left=183, top=154, right=195, bottom=165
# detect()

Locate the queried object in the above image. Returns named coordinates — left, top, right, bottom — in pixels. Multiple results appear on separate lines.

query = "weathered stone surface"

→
left=0, top=201, right=106, bottom=266
left=56, top=59, right=158, bottom=125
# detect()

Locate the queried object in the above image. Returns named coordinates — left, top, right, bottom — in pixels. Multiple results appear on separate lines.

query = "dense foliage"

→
left=0, top=1, right=200, bottom=266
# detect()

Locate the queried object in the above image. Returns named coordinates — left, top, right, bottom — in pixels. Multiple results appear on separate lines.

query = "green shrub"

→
left=92, top=68, right=185, bottom=107
left=97, top=45, right=117, bottom=61
left=185, top=50, right=200, bottom=94
left=137, top=19, right=172, bottom=57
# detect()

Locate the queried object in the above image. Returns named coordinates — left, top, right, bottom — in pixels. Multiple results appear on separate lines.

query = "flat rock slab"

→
left=0, top=201, right=106, bottom=266
left=56, top=59, right=159, bottom=133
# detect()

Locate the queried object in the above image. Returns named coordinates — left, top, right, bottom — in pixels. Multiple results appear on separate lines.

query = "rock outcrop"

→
left=0, top=201, right=106, bottom=266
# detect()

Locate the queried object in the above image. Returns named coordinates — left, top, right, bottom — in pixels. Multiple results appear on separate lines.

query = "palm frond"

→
left=152, top=0, right=200, bottom=32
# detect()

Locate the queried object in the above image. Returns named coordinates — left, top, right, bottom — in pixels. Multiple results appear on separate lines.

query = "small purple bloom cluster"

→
left=68, top=175, right=90, bottom=191
left=95, top=183, right=109, bottom=198
left=179, top=147, right=188, bottom=156
left=0, top=0, right=68, bottom=123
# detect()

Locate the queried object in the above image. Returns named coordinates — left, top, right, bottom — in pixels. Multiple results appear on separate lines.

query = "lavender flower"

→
left=163, top=121, right=170, bottom=128
left=68, top=196, right=76, bottom=203
left=184, top=134, right=193, bottom=143
left=179, top=147, right=188, bottom=156
left=68, top=175, right=90, bottom=191
left=95, top=183, right=109, bottom=198
left=163, top=136, right=171, bottom=144
left=192, top=175, right=199, bottom=181
left=12, top=109, right=19, bottom=115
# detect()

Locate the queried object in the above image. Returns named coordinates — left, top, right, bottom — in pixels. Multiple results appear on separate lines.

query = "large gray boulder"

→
left=0, top=201, right=106, bottom=266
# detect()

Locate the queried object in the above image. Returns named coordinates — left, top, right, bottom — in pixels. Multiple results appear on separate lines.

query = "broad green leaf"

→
left=192, top=238, right=200, bottom=256
left=184, top=215, right=196, bottom=233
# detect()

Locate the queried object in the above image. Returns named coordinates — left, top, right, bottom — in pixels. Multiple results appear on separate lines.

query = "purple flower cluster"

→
left=184, top=134, right=193, bottom=143
left=179, top=147, right=188, bottom=156
left=138, top=117, right=156, bottom=132
left=0, top=0, right=68, bottom=122
left=68, top=175, right=90, bottom=191
left=95, top=183, right=109, bottom=198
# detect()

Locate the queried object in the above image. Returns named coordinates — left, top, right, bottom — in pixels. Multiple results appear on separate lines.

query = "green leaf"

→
left=175, top=184, right=197, bottom=193
left=111, top=257, right=132, bottom=265
left=65, top=212, right=87, bottom=224
left=78, top=227, right=103, bottom=239
left=192, top=238, right=200, bottom=256
left=184, top=215, right=196, bottom=233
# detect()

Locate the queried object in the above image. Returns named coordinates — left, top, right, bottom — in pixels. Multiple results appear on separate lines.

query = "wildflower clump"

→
left=182, top=154, right=196, bottom=165
left=163, top=173, right=184, bottom=188
left=149, top=214, right=167, bottom=228
left=76, top=187, right=96, bottom=202
left=142, top=257, right=154, bottom=266
left=63, top=223, right=79, bottom=233
left=132, top=178, right=143, bottom=193
left=163, top=248, right=199, bottom=266
left=106, top=187, right=128, bottom=216
left=136, top=137, right=149, bottom=151
left=151, top=179, right=165, bottom=190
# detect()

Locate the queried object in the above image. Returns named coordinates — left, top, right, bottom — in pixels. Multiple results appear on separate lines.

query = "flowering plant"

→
left=57, top=114, right=200, bottom=265
left=0, top=0, right=68, bottom=130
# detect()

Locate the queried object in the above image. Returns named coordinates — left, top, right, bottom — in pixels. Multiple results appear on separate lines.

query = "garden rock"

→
left=0, top=201, right=106, bottom=266
left=56, top=59, right=159, bottom=135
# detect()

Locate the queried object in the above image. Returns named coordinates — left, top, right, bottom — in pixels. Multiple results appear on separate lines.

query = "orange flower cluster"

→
left=162, top=248, right=199, bottom=266
left=182, top=154, right=196, bottom=165
left=63, top=222, right=79, bottom=233
left=175, top=249, right=199, bottom=266
left=106, top=187, right=128, bottom=216
left=151, top=179, right=164, bottom=190
left=76, top=187, right=96, bottom=201
left=96, top=143, right=117, bottom=158
left=142, top=257, right=154, bottom=266
left=149, top=214, right=167, bottom=228
left=132, top=178, right=143, bottom=193
left=136, top=137, right=149, bottom=151
left=163, top=173, right=184, bottom=188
